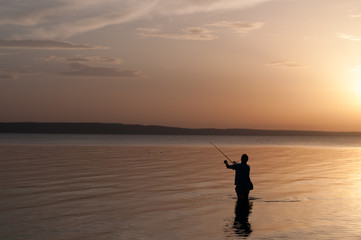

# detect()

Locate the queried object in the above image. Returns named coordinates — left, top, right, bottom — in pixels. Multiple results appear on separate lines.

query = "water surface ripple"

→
left=1, top=135, right=361, bottom=239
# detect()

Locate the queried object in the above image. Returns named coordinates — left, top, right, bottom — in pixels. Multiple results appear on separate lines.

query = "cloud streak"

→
left=46, top=55, right=141, bottom=78
left=267, top=61, right=307, bottom=69
left=61, top=63, right=141, bottom=77
left=350, top=66, right=361, bottom=72
left=0, top=39, right=107, bottom=49
left=138, top=20, right=263, bottom=40
left=155, top=0, right=272, bottom=16
left=0, top=68, right=34, bottom=80
left=0, top=0, right=273, bottom=39
left=137, top=27, right=218, bottom=40
left=0, top=52, right=18, bottom=56
left=0, top=72, right=16, bottom=80
left=207, top=21, right=264, bottom=34
left=337, top=33, right=361, bottom=41
left=45, top=55, right=123, bottom=65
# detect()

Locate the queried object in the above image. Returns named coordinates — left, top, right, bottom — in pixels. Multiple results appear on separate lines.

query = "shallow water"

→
left=1, top=135, right=361, bottom=239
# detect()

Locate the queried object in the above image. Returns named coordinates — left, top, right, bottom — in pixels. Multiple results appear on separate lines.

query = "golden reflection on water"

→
left=1, top=144, right=361, bottom=239
left=246, top=146, right=361, bottom=238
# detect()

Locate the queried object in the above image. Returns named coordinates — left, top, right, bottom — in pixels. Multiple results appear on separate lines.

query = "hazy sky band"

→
left=1, top=0, right=361, bottom=131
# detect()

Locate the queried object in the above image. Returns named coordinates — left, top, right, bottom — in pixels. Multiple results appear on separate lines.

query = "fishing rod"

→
left=209, top=141, right=236, bottom=164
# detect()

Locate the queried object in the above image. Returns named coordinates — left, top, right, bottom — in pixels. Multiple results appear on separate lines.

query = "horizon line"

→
left=1, top=122, right=361, bottom=135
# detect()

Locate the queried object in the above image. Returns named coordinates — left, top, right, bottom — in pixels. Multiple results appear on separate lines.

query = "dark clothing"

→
left=226, top=162, right=252, bottom=200
left=235, top=185, right=249, bottom=200
left=229, top=163, right=251, bottom=189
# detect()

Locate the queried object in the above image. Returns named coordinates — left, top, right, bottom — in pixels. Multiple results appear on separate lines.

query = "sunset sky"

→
left=1, top=0, right=361, bottom=131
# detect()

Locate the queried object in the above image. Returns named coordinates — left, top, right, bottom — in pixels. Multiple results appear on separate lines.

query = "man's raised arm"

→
left=224, top=160, right=234, bottom=169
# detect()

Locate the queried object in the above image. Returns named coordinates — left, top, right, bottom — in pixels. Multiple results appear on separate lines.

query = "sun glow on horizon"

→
left=2, top=1, right=361, bottom=131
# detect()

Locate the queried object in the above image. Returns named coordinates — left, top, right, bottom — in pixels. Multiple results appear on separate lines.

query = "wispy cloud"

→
left=44, top=55, right=123, bottom=65
left=337, top=33, right=361, bottom=41
left=0, top=52, right=18, bottom=56
left=0, top=68, right=34, bottom=80
left=46, top=55, right=141, bottom=78
left=207, top=21, right=264, bottom=35
left=0, top=39, right=107, bottom=49
left=349, top=14, right=361, bottom=18
left=0, top=0, right=273, bottom=39
left=137, top=27, right=218, bottom=40
left=267, top=61, right=307, bottom=69
left=0, top=1, right=92, bottom=26
left=28, top=3, right=157, bottom=39
left=1, top=1, right=157, bottom=39
left=0, top=72, right=16, bottom=80
left=350, top=66, right=361, bottom=72
left=61, top=63, right=141, bottom=77
left=155, top=0, right=271, bottom=16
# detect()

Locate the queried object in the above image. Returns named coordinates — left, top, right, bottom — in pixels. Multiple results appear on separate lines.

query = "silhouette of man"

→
left=224, top=154, right=253, bottom=200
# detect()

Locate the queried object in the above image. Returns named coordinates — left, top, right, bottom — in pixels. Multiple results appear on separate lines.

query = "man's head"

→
left=241, top=154, right=248, bottom=163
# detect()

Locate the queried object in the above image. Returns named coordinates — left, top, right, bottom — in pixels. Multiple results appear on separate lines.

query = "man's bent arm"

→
left=224, top=160, right=234, bottom=169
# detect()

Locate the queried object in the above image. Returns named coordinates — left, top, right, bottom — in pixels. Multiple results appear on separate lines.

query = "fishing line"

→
left=209, top=141, right=236, bottom=164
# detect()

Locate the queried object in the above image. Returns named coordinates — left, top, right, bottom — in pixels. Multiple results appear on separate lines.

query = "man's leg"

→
left=235, top=186, right=244, bottom=200
left=236, top=186, right=249, bottom=201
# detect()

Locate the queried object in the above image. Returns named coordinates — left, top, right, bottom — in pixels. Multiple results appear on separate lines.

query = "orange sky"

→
left=1, top=0, right=361, bottom=131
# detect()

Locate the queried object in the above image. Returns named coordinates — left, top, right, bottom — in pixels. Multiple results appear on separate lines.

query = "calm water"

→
left=1, top=134, right=361, bottom=239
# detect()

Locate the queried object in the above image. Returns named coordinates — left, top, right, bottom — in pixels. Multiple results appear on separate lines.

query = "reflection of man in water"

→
left=233, top=200, right=252, bottom=237
left=224, top=154, right=253, bottom=200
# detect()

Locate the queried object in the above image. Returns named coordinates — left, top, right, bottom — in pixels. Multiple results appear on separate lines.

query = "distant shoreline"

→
left=1, top=122, right=361, bottom=136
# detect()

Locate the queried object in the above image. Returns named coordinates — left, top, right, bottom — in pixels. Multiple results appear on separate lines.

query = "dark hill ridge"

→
left=0, top=122, right=361, bottom=136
